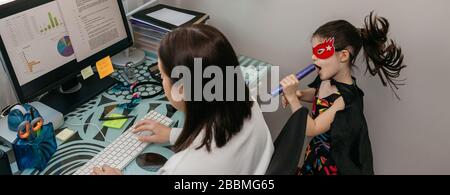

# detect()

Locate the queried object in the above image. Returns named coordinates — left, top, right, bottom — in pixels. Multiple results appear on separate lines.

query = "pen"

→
left=99, top=115, right=136, bottom=121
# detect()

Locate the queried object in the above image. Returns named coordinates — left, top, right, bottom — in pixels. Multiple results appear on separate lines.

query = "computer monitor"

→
left=0, top=0, right=133, bottom=114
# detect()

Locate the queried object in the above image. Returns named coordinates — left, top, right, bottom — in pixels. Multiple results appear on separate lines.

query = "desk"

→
left=14, top=54, right=272, bottom=175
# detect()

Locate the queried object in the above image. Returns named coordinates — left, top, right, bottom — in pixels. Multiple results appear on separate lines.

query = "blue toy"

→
left=7, top=104, right=57, bottom=171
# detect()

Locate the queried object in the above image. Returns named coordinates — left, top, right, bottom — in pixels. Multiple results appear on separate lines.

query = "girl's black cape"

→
left=308, top=76, right=374, bottom=175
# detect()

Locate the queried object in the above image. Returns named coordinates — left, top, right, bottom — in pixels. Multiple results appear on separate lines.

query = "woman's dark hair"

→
left=158, top=24, right=253, bottom=152
left=313, top=11, right=406, bottom=97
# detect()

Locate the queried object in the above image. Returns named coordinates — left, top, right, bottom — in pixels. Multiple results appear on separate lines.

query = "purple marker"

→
left=271, top=64, right=316, bottom=96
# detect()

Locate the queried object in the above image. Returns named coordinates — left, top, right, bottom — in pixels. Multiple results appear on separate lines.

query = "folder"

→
left=131, top=4, right=209, bottom=31
left=130, top=4, right=209, bottom=53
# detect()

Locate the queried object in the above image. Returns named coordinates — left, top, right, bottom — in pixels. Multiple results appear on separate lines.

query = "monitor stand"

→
left=40, top=75, right=118, bottom=115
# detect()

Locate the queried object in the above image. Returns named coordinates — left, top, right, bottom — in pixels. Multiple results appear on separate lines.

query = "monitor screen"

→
left=0, top=0, right=132, bottom=111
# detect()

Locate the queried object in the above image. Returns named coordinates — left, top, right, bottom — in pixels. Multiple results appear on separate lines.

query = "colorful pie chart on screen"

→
left=57, top=36, right=74, bottom=57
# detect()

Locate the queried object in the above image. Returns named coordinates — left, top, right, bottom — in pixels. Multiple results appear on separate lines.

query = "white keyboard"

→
left=73, top=110, right=173, bottom=175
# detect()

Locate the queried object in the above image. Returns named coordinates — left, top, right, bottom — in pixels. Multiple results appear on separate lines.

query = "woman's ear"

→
left=339, top=49, right=351, bottom=63
left=171, top=82, right=185, bottom=102
left=170, top=82, right=186, bottom=112
left=178, top=84, right=184, bottom=97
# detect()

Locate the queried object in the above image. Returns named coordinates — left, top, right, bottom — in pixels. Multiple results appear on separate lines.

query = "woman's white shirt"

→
left=157, top=102, right=274, bottom=175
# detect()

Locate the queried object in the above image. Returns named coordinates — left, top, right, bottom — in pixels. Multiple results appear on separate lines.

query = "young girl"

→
left=280, top=12, right=406, bottom=175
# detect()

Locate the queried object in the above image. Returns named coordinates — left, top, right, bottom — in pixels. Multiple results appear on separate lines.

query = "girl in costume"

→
left=280, top=12, right=406, bottom=175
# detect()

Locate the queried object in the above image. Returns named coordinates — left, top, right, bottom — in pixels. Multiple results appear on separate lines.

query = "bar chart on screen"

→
left=37, top=11, right=65, bottom=34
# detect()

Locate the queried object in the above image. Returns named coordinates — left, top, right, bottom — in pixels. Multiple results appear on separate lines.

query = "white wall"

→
left=126, top=0, right=146, bottom=11
left=160, top=0, right=450, bottom=174
left=0, top=58, right=17, bottom=108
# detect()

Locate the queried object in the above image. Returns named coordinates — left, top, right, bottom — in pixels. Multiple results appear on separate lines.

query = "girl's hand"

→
left=280, top=75, right=302, bottom=112
left=282, top=90, right=303, bottom=108
left=280, top=74, right=300, bottom=102
left=133, top=119, right=171, bottom=144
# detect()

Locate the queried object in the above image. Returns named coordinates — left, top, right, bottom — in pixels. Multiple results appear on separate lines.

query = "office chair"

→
left=266, top=107, right=308, bottom=175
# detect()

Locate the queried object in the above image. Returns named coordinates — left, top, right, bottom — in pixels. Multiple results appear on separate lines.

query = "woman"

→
left=92, top=24, right=274, bottom=175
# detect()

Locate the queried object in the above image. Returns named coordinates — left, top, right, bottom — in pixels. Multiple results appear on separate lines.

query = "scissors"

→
left=17, top=107, right=44, bottom=140
left=17, top=117, right=43, bottom=140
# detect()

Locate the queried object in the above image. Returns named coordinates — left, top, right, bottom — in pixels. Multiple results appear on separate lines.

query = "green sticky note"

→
left=102, top=114, right=128, bottom=129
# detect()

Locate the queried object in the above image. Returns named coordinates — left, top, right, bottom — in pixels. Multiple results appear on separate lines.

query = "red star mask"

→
left=313, top=38, right=335, bottom=60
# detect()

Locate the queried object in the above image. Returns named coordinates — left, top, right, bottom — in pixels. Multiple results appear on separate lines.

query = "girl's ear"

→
left=339, top=49, right=351, bottom=63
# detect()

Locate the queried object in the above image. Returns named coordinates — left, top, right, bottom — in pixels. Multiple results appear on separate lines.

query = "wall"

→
left=160, top=0, right=450, bottom=174
left=0, top=57, right=17, bottom=108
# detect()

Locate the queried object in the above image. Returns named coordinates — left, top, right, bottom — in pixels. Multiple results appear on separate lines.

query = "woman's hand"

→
left=90, top=120, right=172, bottom=175
left=91, top=165, right=122, bottom=175
left=132, top=119, right=172, bottom=144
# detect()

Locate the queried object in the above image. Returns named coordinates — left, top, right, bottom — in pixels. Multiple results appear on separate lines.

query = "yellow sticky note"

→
left=81, top=66, right=94, bottom=80
left=102, top=114, right=128, bottom=129
left=96, top=56, right=114, bottom=79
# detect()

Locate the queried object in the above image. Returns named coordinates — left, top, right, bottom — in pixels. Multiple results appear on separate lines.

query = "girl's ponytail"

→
left=360, top=12, right=406, bottom=94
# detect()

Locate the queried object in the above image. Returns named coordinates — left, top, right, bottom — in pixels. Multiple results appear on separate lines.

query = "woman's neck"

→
left=333, top=65, right=353, bottom=85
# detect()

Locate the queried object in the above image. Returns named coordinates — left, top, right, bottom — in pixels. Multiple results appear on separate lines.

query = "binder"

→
left=130, top=4, right=209, bottom=52
left=131, top=4, right=209, bottom=31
